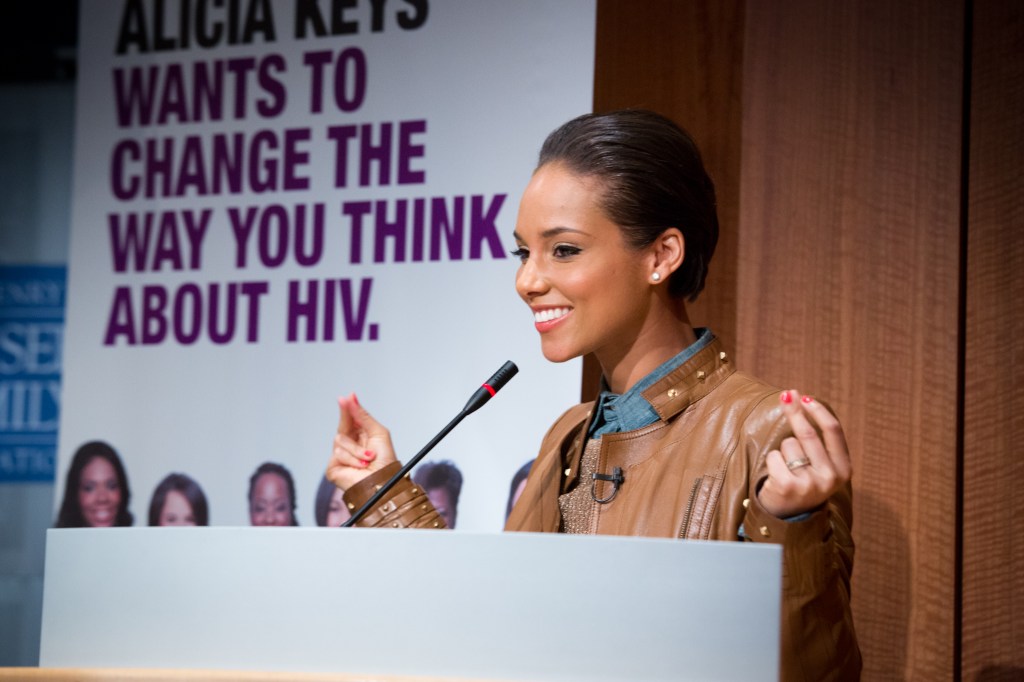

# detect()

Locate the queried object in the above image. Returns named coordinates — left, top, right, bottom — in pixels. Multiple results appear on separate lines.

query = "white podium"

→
left=40, top=528, right=780, bottom=681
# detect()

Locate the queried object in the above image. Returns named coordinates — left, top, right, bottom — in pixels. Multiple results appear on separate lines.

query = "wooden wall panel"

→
left=593, top=0, right=744, bottom=348
left=590, top=0, right=1024, bottom=676
left=962, top=1, right=1024, bottom=679
left=737, top=2, right=963, bottom=679
left=587, top=0, right=744, bottom=401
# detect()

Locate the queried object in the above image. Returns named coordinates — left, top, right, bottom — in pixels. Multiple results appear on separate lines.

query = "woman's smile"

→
left=532, top=306, right=573, bottom=329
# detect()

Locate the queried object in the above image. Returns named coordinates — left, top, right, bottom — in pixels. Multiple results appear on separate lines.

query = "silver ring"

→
left=786, top=457, right=811, bottom=471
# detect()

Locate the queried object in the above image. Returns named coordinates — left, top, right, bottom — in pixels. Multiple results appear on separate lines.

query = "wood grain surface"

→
left=591, top=1, right=1020, bottom=678
left=962, top=0, right=1024, bottom=679
left=737, top=2, right=964, bottom=678
left=586, top=0, right=744, bottom=401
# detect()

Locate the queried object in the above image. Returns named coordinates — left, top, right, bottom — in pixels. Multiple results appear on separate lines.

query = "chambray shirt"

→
left=588, top=327, right=714, bottom=439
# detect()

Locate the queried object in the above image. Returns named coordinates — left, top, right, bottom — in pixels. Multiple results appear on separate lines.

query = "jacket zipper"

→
left=678, top=477, right=702, bottom=539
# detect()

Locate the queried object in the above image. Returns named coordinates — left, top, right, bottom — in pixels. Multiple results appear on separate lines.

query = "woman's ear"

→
left=650, top=227, right=685, bottom=277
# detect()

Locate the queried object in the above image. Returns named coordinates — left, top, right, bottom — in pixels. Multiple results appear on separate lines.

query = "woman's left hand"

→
left=757, top=389, right=853, bottom=519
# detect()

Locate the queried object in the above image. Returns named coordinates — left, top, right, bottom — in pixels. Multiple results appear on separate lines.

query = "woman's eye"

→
left=510, top=247, right=529, bottom=263
left=553, top=244, right=581, bottom=258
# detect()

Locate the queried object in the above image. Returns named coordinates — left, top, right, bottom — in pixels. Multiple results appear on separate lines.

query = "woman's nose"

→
left=515, top=259, right=547, bottom=300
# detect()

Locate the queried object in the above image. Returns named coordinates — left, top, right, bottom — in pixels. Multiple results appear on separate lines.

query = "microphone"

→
left=342, top=361, right=519, bottom=527
left=462, top=360, right=519, bottom=415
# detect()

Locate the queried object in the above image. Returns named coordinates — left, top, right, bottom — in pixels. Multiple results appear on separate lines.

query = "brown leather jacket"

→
left=344, top=337, right=861, bottom=680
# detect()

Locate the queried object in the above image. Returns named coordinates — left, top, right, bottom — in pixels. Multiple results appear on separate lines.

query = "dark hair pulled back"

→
left=537, top=109, right=719, bottom=301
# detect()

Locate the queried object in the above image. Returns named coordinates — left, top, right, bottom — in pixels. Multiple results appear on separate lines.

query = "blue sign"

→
left=0, top=265, right=66, bottom=482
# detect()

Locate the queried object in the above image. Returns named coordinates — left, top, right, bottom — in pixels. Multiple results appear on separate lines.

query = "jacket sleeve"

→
left=341, top=462, right=447, bottom=529
left=740, top=406, right=862, bottom=681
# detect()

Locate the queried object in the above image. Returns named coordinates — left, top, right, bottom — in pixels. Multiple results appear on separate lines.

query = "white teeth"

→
left=534, top=307, right=570, bottom=323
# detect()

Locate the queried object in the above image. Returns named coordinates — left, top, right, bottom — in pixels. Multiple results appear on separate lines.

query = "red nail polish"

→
left=780, top=391, right=792, bottom=404
left=364, top=450, right=375, bottom=459
left=801, top=395, right=814, bottom=404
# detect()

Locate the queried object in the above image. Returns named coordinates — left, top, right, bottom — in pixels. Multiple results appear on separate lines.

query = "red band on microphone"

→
left=482, top=383, right=497, bottom=397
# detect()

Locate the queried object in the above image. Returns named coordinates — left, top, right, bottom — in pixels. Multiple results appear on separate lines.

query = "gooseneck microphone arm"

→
left=341, top=361, right=518, bottom=528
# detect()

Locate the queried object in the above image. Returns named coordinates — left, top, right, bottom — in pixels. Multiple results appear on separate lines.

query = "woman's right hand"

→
left=326, top=393, right=398, bottom=491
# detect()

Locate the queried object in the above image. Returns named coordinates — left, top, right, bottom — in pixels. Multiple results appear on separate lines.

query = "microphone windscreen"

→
left=462, top=360, right=519, bottom=414
left=485, top=360, right=519, bottom=393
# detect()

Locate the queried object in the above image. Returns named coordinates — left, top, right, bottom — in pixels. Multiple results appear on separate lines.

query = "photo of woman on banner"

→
left=326, top=110, right=861, bottom=679
left=411, top=460, right=462, bottom=530
left=248, top=461, right=298, bottom=526
left=148, top=472, right=209, bottom=526
left=505, top=460, right=532, bottom=521
left=314, top=474, right=351, bottom=527
left=55, top=440, right=133, bottom=528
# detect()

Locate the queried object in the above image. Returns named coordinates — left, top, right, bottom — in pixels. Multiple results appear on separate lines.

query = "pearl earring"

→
left=651, top=272, right=661, bottom=282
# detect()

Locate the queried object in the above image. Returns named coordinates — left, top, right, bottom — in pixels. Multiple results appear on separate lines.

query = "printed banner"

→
left=56, top=0, right=594, bottom=529
left=1, top=265, right=65, bottom=483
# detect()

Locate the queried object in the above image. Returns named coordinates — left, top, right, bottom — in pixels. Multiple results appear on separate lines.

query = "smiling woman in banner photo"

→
left=148, top=472, right=210, bottom=526
left=55, top=440, right=134, bottom=528
left=325, top=110, right=861, bottom=680
left=314, top=474, right=351, bottom=527
left=248, top=461, right=300, bottom=526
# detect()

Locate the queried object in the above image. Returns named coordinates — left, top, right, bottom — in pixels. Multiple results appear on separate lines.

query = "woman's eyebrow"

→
left=512, top=226, right=587, bottom=242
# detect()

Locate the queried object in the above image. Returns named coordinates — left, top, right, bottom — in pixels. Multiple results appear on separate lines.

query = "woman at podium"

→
left=326, top=110, right=861, bottom=681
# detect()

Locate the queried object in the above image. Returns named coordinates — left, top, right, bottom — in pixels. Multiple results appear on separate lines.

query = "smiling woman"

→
left=325, top=110, right=862, bottom=681
left=511, top=165, right=683, bottom=376
left=248, top=461, right=298, bottom=526
left=54, top=440, right=133, bottom=528
left=148, top=472, right=209, bottom=526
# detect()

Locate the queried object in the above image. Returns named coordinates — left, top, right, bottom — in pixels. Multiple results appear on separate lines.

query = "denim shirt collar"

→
left=588, top=328, right=715, bottom=439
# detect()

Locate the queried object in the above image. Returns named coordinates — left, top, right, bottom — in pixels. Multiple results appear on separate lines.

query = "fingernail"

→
left=363, top=450, right=375, bottom=459
left=780, top=391, right=792, bottom=404
left=801, top=395, right=814, bottom=404
left=352, top=393, right=361, bottom=407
